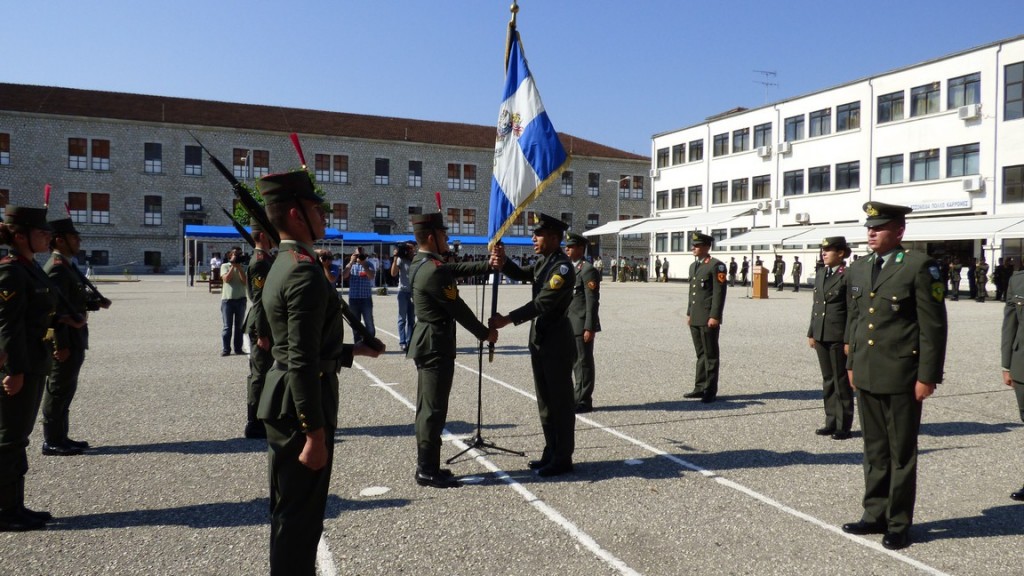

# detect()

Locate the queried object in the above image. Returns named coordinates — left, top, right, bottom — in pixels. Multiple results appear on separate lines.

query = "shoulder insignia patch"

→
left=53, top=254, right=65, bottom=265
left=716, top=271, right=727, bottom=284
left=559, top=264, right=569, bottom=275
left=293, top=252, right=314, bottom=264
left=895, top=252, right=905, bottom=263
left=443, top=284, right=458, bottom=300
left=549, top=274, right=565, bottom=290
left=929, top=265, right=940, bottom=280
left=253, top=276, right=265, bottom=290
left=931, top=282, right=944, bottom=302
left=433, top=259, right=442, bottom=267
left=716, top=263, right=727, bottom=273
left=0, top=290, right=15, bottom=302
left=586, top=280, right=597, bottom=291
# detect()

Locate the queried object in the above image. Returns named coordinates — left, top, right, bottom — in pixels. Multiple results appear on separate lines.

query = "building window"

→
left=560, top=171, right=573, bottom=196
left=375, top=158, right=390, bottom=185
left=878, top=91, right=905, bottom=123
left=1004, top=165, right=1024, bottom=203
left=711, top=181, right=728, bottom=205
left=947, top=143, right=980, bottom=177
left=877, top=155, right=904, bottom=185
left=559, top=212, right=572, bottom=230
left=910, top=149, right=940, bottom=181
left=333, top=155, right=349, bottom=183
left=670, top=232, right=686, bottom=252
left=671, top=188, right=685, bottom=208
left=143, top=196, right=162, bottom=226
left=314, top=154, right=331, bottom=182
left=586, top=213, right=600, bottom=229
left=252, top=150, right=269, bottom=178
left=731, top=178, right=749, bottom=202
left=144, top=251, right=162, bottom=267
left=713, top=133, right=729, bottom=157
left=69, top=192, right=110, bottom=224
left=68, top=138, right=88, bottom=169
left=630, top=175, right=644, bottom=199
left=330, top=203, right=348, bottom=230
left=587, top=172, right=600, bottom=197
left=753, top=123, right=772, bottom=148
left=375, top=205, right=391, bottom=219
left=729, top=227, right=749, bottom=252
left=783, top=169, right=804, bottom=196
left=463, top=208, right=476, bottom=234
left=948, top=72, right=981, bottom=108
left=1005, top=62, right=1023, bottom=121
left=0, top=190, right=8, bottom=220
left=656, top=147, right=669, bottom=168
left=656, top=233, right=667, bottom=252
left=184, top=196, right=203, bottom=212
left=408, top=160, right=422, bottom=188
left=0, top=133, right=9, bottom=165
left=446, top=208, right=461, bottom=233
left=910, top=82, right=940, bottom=117
left=687, top=185, right=703, bottom=208
left=406, top=206, right=422, bottom=232
left=232, top=148, right=270, bottom=179
left=446, top=163, right=476, bottom=190
left=144, top=143, right=163, bottom=174
left=314, top=154, right=351, bottom=183
left=656, top=190, right=668, bottom=210
left=672, top=144, right=685, bottom=165
left=808, top=166, right=830, bottom=193
left=732, top=128, right=750, bottom=153
left=511, top=213, right=526, bottom=236
left=184, top=145, right=202, bottom=175
left=711, top=229, right=727, bottom=245
left=232, top=148, right=248, bottom=178
left=784, top=115, right=805, bottom=142
left=89, top=250, right=110, bottom=266
left=91, top=139, right=110, bottom=170
left=809, top=109, right=831, bottom=137
left=836, top=102, right=860, bottom=132
left=835, top=161, right=860, bottom=190
left=689, top=139, right=704, bottom=162
left=752, top=175, right=771, bottom=199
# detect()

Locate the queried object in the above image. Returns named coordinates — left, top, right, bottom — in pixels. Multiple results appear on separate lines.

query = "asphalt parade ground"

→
left=2, top=275, right=1022, bottom=575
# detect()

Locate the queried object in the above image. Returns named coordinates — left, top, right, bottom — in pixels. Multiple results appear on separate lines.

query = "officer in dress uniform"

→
left=242, top=220, right=276, bottom=439
left=1000, top=269, right=1024, bottom=502
left=772, top=255, right=786, bottom=291
left=841, top=202, right=947, bottom=551
left=0, top=207, right=65, bottom=531
left=407, top=212, right=497, bottom=489
left=806, top=237, right=853, bottom=439
left=564, top=232, right=601, bottom=414
left=683, top=232, right=727, bottom=403
left=491, top=214, right=576, bottom=477
left=791, top=256, right=803, bottom=292
left=255, top=171, right=383, bottom=575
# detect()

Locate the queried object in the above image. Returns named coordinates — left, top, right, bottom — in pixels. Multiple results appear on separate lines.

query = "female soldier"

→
left=0, top=206, right=67, bottom=531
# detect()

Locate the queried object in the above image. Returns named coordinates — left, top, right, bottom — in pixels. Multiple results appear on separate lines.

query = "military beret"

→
left=863, top=201, right=912, bottom=227
left=49, top=218, right=79, bottom=235
left=258, top=171, right=321, bottom=205
left=412, top=212, right=447, bottom=232
left=564, top=232, right=587, bottom=247
left=690, top=231, right=713, bottom=246
left=4, top=206, right=52, bottom=231
left=532, top=213, right=569, bottom=235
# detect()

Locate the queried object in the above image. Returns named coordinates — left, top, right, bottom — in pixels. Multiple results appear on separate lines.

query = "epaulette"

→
left=255, top=251, right=267, bottom=262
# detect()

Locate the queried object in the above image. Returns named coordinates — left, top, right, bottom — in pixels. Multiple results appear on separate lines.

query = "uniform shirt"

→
left=406, top=250, right=490, bottom=360
left=807, top=265, right=847, bottom=342
left=687, top=256, right=727, bottom=325
left=244, top=249, right=275, bottom=340
left=568, top=258, right=601, bottom=336
left=348, top=260, right=374, bottom=299
left=0, top=253, right=58, bottom=375
left=502, top=252, right=575, bottom=347
left=44, top=251, right=89, bottom=351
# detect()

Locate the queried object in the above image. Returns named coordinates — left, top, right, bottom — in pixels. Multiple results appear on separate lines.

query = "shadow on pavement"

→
left=915, top=504, right=1024, bottom=542
left=920, top=421, right=1022, bottom=437
left=87, top=438, right=265, bottom=456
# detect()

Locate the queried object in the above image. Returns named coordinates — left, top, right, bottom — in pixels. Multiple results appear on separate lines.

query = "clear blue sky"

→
left=5, top=1, right=1022, bottom=156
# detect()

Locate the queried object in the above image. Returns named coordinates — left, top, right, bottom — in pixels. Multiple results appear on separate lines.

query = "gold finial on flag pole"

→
left=509, top=1, right=518, bottom=25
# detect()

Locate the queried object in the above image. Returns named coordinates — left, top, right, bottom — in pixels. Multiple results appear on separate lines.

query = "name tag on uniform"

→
left=851, top=286, right=861, bottom=294
left=891, top=303, right=900, bottom=312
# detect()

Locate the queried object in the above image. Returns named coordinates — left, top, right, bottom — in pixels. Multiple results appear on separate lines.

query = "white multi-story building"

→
left=643, top=34, right=1024, bottom=281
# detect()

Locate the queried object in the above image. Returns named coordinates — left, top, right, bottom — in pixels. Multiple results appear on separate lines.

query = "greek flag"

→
left=488, top=27, right=570, bottom=247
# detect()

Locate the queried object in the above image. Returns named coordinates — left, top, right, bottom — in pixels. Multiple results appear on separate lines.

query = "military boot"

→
left=16, top=478, right=51, bottom=522
left=243, top=405, right=266, bottom=439
left=414, top=446, right=460, bottom=488
left=529, top=425, right=555, bottom=469
left=63, top=420, right=89, bottom=450
left=0, top=481, right=45, bottom=532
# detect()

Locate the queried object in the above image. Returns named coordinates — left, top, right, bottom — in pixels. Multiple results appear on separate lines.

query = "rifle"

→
left=220, top=205, right=255, bottom=248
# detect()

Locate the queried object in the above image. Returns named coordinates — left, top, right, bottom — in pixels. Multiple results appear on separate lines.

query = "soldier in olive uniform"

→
left=564, top=232, right=601, bottom=414
left=407, top=212, right=497, bottom=489
left=976, top=257, right=990, bottom=302
left=841, top=202, right=947, bottom=551
left=1000, top=269, right=1024, bottom=502
left=255, top=172, right=383, bottom=576
left=41, top=218, right=108, bottom=456
left=772, top=255, right=786, bottom=291
left=949, top=257, right=962, bottom=301
left=791, top=256, right=803, bottom=292
left=242, top=221, right=276, bottom=439
left=491, top=214, right=576, bottom=477
left=684, top=232, right=727, bottom=403
left=806, top=237, right=853, bottom=439
left=0, top=207, right=64, bottom=531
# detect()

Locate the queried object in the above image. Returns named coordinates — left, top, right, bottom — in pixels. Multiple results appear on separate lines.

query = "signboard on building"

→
left=908, top=199, right=971, bottom=212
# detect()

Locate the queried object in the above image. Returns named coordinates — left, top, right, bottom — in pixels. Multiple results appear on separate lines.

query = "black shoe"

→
left=65, top=438, right=90, bottom=450
left=831, top=431, right=852, bottom=440
left=574, top=404, right=593, bottom=414
left=0, top=509, right=46, bottom=532
left=415, top=469, right=461, bottom=488
left=235, top=349, right=245, bottom=355
left=700, top=394, right=717, bottom=404
left=243, top=421, right=267, bottom=439
left=20, top=506, right=52, bottom=522
left=815, top=427, right=835, bottom=436
left=220, top=350, right=230, bottom=357
left=841, top=520, right=887, bottom=535
left=41, top=442, right=83, bottom=456
left=536, top=461, right=573, bottom=477
left=528, top=459, right=550, bottom=470
left=683, top=391, right=703, bottom=399
left=882, top=531, right=911, bottom=550
left=1010, top=486, right=1024, bottom=501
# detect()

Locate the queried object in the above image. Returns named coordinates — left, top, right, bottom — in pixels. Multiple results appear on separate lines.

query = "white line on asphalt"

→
left=316, top=534, right=339, bottom=576
left=450, top=360, right=954, bottom=576
left=352, top=360, right=642, bottom=576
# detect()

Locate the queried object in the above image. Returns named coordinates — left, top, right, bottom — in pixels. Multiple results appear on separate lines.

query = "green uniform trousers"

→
left=247, top=345, right=274, bottom=408
left=813, top=341, right=854, bottom=433
left=414, top=355, right=455, bottom=451
left=689, top=325, right=720, bottom=398
left=857, top=388, right=922, bottom=534
left=0, top=369, right=48, bottom=510
left=573, top=335, right=596, bottom=409
left=42, top=346, right=85, bottom=442
left=530, top=342, right=575, bottom=464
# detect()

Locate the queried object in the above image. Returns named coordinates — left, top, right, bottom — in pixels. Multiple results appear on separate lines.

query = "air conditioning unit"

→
left=649, top=168, right=659, bottom=179
left=777, top=141, right=792, bottom=155
left=962, top=175, right=984, bottom=192
left=757, top=146, right=772, bottom=158
left=794, top=212, right=811, bottom=224
left=756, top=200, right=771, bottom=212
left=958, top=104, right=981, bottom=120
left=773, top=198, right=789, bottom=210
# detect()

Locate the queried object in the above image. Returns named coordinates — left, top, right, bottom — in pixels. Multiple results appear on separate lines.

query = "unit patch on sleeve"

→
left=549, top=275, right=565, bottom=290
left=443, top=284, right=459, bottom=301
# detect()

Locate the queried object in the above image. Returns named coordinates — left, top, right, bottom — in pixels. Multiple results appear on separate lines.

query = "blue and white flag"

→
left=488, top=27, right=570, bottom=248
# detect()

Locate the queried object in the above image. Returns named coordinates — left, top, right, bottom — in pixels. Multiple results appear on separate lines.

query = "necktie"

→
left=872, top=256, right=884, bottom=287
left=824, top=267, right=832, bottom=279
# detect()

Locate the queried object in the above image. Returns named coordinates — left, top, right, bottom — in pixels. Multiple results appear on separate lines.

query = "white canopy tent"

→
left=581, top=218, right=651, bottom=237
left=715, top=226, right=816, bottom=248
left=645, top=208, right=755, bottom=234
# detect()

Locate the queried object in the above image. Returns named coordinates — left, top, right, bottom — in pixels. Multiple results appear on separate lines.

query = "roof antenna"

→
left=753, top=70, right=778, bottom=105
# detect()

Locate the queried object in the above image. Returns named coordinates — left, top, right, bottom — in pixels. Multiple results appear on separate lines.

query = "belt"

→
left=274, top=360, right=342, bottom=374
